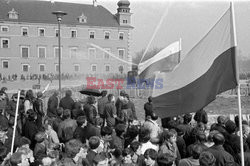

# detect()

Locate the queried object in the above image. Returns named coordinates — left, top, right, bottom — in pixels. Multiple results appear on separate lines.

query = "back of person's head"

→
left=19, top=137, right=31, bottom=147
left=10, top=152, right=23, bottom=166
left=217, top=116, right=226, bottom=125
left=101, top=90, right=107, bottom=97
left=120, top=90, right=126, bottom=96
left=108, top=94, right=114, bottom=101
left=87, top=96, right=95, bottom=104
left=126, top=125, right=139, bottom=140
left=89, top=136, right=100, bottom=150
left=184, top=113, right=192, bottom=124
left=95, top=118, right=103, bottom=127
left=25, top=89, right=34, bottom=99
left=112, top=148, right=122, bottom=159
left=199, top=151, right=216, bottom=166
left=115, top=124, right=126, bottom=137
left=130, top=141, right=141, bottom=153
left=139, top=127, right=151, bottom=143
left=56, top=107, right=63, bottom=116
left=63, top=109, right=71, bottom=119
left=192, top=144, right=205, bottom=159
left=101, top=126, right=112, bottom=137
left=65, top=90, right=72, bottom=97
left=37, top=91, right=43, bottom=98
left=148, top=96, right=152, bottom=103
left=207, top=130, right=220, bottom=142
left=166, top=120, right=177, bottom=130
left=213, top=133, right=225, bottom=145
left=65, top=139, right=83, bottom=158
left=194, top=109, right=208, bottom=124
left=225, top=120, right=236, bottom=134
left=150, top=113, right=158, bottom=121
left=0, top=146, right=7, bottom=162
left=144, top=148, right=157, bottom=161
left=76, top=116, right=86, bottom=126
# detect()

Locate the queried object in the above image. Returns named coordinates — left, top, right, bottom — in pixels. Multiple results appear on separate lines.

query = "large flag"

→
left=152, top=6, right=237, bottom=118
left=138, top=41, right=181, bottom=79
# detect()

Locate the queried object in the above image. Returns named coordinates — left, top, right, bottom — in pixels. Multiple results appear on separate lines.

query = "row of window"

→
left=0, top=26, right=125, bottom=40
left=0, top=39, right=125, bottom=59
left=1, top=61, right=124, bottom=73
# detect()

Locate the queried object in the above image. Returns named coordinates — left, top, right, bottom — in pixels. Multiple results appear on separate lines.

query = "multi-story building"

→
left=0, top=0, right=133, bottom=78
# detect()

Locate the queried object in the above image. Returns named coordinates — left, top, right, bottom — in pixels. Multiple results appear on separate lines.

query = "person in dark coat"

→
left=115, top=90, right=126, bottom=119
left=206, top=133, right=237, bottom=166
left=84, top=118, right=102, bottom=140
left=72, top=101, right=85, bottom=119
left=84, top=96, right=97, bottom=125
left=33, top=92, right=44, bottom=129
left=24, top=109, right=39, bottom=149
left=59, top=90, right=75, bottom=111
left=104, top=94, right=116, bottom=126
left=144, top=96, right=153, bottom=119
left=86, top=136, right=100, bottom=165
left=73, top=116, right=87, bottom=143
left=97, top=90, right=108, bottom=124
left=47, top=91, right=59, bottom=118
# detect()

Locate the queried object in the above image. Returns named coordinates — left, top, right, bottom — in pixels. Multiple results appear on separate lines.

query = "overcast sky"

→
left=41, top=0, right=250, bottom=60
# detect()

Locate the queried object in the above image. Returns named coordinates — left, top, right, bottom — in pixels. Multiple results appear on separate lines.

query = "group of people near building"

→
left=0, top=86, right=250, bottom=166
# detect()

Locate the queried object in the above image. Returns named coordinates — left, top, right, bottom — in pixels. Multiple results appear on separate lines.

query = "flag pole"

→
left=10, top=90, right=20, bottom=155
left=231, top=2, right=245, bottom=166
left=178, top=38, right=182, bottom=63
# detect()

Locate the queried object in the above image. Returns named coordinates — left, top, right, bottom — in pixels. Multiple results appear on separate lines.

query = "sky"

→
left=37, top=0, right=250, bottom=60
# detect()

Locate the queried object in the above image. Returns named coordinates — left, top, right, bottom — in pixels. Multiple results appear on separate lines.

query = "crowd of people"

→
left=0, top=86, right=250, bottom=166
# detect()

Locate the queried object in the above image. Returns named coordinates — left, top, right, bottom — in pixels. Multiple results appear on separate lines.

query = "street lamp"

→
left=52, top=11, right=67, bottom=98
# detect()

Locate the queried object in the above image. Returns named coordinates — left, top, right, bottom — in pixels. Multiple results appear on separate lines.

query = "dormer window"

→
left=8, top=8, right=18, bottom=19
left=77, top=13, right=87, bottom=23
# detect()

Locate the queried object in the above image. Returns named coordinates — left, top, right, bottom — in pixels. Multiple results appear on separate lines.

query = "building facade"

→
left=0, top=0, right=133, bottom=78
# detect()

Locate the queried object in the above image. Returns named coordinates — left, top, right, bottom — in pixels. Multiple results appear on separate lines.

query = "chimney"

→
left=93, top=0, right=97, bottom=7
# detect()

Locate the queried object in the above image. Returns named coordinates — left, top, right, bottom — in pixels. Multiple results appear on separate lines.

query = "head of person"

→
left=183, top=113, right=192, bottom=124
left=63, top=109, right=71, bottom=119
left=65, top=90, right=72, bottom=97
left=148, top=96, right=152, bottom=103
left=122, top=148, right=134, bottom=164
left=25, top=89, right=34, bottom=100
left=115, top=124, right=126, bottom=137
left=27, top=109, right=37, bottom=121
left=0, top=146, right=7, bottom=163
left=225, top=120, right=237, bottom=134
left=87, top=96, right=96, bottom=105
left=37, top=91, right=43, bottom=99
left=35, top=132, right=46, bottom=143
left=111, top=148, right=122, bottom=160
left=101, top=126, right=113, bottom=140
left=125, top=125, right=139, bottom=141
left=107, top=94, right=115, bottom=102
left=144, top=149, right=158, bottom=166
left=0, top=87, right=7, bottom=93
left=161, top=129, right=177, bottom=144
left=95, top=118, right=103, bottom=127
left=65, top=139, right=83, bottom=158
left=18, top=137, right=31, bottom=149
left=213, top=132, right=225, bottom=145
left=89, top=136, right=100, bottom=150
left=139, top=127, right=151, bottom=143
left=243, top=124, right=250, bottom=138
left=199, top=151, right=216, bottom=166
left=101, top=90, right=107, bottom=97
left=192, top=144, right=205, bottom=159
left=217, top=116, right=227, bottom=125
left=93, top=152, right=109, bottom=166
left=195, top=131, right=207, bottom=143
left=53, top=91, right=59, bottom=97
left=10, top=152, right=25, bottom=166
left=76, top=116, right=87, bottom=127
left=120, top=90, right=126, bottom=97
left=130, top=141, right=142, bottom=156
left=56, top=107, right=63, bottom=117
left=150, top=113, right=158, bottom=121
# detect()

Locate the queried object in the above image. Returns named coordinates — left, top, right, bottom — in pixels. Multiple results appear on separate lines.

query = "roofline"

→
left=0, top=20, right=133, bottom=29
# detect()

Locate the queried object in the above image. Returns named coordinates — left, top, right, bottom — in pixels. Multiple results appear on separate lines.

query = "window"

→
left=8, top=8, right=18, bottom=19
left=118, top=65, right=124, bottom=73
left=38, top=47, right=46, bottom=58
left=74, top=64, right=80, bottom=72
left=38, top=28, right=45, bottom=37
left=1, top=38, right=9, bottom=48
left=39, top=64, right=45, bottom=72
left=55, top=64, right=59, bottom=72
left=118, top=49, right=125, bottom=59
left=91, top=64, right=97, bottom=72
left=55, top=29, right=59, bottom=37
left=89, top=31, right=95, bottom=39
left=104, top=31, right=110, bottom=39
left=70, top=47, right=78, bottom=58
left=88, top=48, right=96, bottom=57
left=22, top=64, right=29, bottom=72
left=71, top=30, right=77, bottom=38
left=22, top=27, right=28, bottom=36
left=54, top=47, right=62, bottom=58
left=119, top=32, right=124, bottom=40
left=2, top=60, right=9, bottom=69
left=78, top=13, right=87, bottom=23
left=104, top=48, right=111, bottom=59
left=123, top=20, right=128, bottom=24
left=21, top=46, right=29, bottom=58
left=1, top=26, right=9, bottom=32
left=105, top=65, right=110, bottom=72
